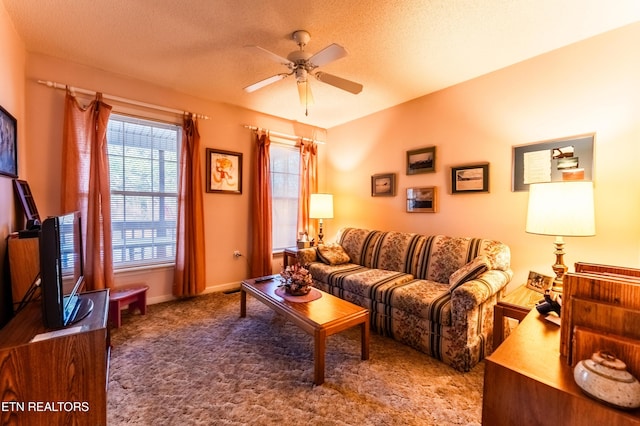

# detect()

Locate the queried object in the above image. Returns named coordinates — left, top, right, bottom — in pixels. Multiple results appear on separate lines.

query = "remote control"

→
left=254, top=276, right=273, bottom=283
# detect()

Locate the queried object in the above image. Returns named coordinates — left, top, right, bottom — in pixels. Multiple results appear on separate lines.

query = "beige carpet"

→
left=107, top=291, right=484, bottom=425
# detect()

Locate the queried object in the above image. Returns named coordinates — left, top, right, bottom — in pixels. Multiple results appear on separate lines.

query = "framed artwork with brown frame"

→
left=406, top=146, right=435, bottom=175
left=525, top=271, right=554, bottom=294
left=406, top=186, right=437, bottom=213
left=0, top=104, right=18, bottom=178
left=451, top=163, right=489, bottom=194
left=206, top=148, right=243, bottom=194
left=371, top=173, right=396, bottom=197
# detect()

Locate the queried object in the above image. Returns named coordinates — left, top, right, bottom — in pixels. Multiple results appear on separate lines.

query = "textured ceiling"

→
left=4, top=0, right=640, bottom=129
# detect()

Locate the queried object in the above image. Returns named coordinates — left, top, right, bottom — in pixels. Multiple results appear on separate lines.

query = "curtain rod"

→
left=37, top=80, right=210, bottom=120
left=243, top=125, right=325, bottom=145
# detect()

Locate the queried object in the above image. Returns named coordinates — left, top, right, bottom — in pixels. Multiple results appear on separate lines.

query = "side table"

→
left=283, top=247, right=299, bottom=267
left=493, top=284, right=541, bottom=347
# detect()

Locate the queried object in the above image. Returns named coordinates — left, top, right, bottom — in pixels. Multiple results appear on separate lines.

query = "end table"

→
left=283, top=247, right=298, bottom=267
left=493, top=284, right=542, bottom=347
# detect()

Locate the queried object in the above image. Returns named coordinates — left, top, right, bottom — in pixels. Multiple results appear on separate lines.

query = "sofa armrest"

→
left=296, top=247, right=318, bottom=266
left=450, top=269, right=513, bottom=315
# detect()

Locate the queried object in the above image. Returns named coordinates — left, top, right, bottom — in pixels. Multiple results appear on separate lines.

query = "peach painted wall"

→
left=0, top=2, right=26, bottom=323
left=22, top=54, right=326, bottom=302
left=326, top=22, right=640, bottom=290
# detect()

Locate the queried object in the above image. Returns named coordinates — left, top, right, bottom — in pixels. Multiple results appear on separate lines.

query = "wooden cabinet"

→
left=0, top=290, right=110, bottom=426
left=7, top=236, right=40, bottom=308
left=482, top=310, right=640, bottom=425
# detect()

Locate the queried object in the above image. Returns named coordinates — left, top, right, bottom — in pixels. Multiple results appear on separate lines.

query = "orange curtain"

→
left=250, top=132, right=273, bottom=277
left=298, top=140, right=318, bottom=241
left=62, top=90, right=114, bottom=290
left=173, top=115, right=206, bottom=297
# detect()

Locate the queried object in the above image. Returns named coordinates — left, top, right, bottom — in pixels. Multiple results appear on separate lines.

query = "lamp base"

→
left=317, top=220, right=324, bottom=245
left=551, top=236, right=568, bottom=294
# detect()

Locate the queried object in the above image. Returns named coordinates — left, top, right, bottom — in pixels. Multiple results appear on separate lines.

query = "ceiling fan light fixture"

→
left=297, top=80, right=314, bottom=106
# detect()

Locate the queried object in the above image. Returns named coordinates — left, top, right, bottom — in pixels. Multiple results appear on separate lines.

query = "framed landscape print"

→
left=206, top=148, right=243, bottom=194
left=406, top=146, right=435, bottom=175
left=406, top=186, right=437, bottom=212
left=371, top=173, right=396, bottom=197
left=451, top=163, right=489, bottom=194
left=0, top=104, right=17, bottom=178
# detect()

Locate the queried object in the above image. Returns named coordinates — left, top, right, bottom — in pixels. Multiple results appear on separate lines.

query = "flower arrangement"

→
left=279, top=263, right=313, bottom=295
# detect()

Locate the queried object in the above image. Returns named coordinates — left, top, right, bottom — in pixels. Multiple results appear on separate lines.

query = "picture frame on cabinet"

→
left=406, top=146, right=435, bottom=175
left=451, top=163, right=489, bottom=194
left=371, top=173, right=396, bottom=197
left=525, top=271, right=554, bottom=294
left=406, top=187, right=437, bottom=213
left=0, top=104, right=18, bottom=178
left=206, top=148, right=243, bottom=194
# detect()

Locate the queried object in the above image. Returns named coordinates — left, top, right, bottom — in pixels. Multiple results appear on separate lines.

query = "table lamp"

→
left=526, top=181, right=595, bottom=293
left=309, top=193, right=334, bottom=245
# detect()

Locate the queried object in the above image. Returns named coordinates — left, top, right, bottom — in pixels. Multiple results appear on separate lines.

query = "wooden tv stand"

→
left=0, top=290, right=110, bottom=425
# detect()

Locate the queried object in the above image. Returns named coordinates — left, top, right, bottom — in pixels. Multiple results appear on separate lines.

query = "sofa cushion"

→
left=369, top=231, right=425, bottom=275
left=317, top=243, right=351, bottom=265
left=307, top=262, right=368, bottom=287
left=415, top=236, right=504, bottom=283
left=449, top=256, right=491, bottom=292
left=337, top=268, right=414, bottom=300
left=337, top=228, right=383, bottom=267
left=385, top=279, right=453, bottom=326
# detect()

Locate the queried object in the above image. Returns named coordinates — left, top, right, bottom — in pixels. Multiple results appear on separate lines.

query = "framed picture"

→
left=451, top=163, right=489, bottom=194
left=512, top=133, right=594, bottom=191
left=406, top=186, right=437, bottom=213
left=13, top=179, right=40, bottom=222
left=0, top=104, right=17, bottom=178
left=206, top=148, right=243, bottom=194
left=406, top=146, right=435, bottom=175
left=371, top=173, right=396, bottom=197
left=525, top=271, right=553, bottom=294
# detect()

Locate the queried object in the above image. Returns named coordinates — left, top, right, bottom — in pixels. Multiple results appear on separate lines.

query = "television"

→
left=40, top=211, right=93, bottom=329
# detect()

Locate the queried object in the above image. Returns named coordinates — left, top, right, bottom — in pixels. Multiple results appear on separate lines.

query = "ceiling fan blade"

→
left=246, top=45, right=293, bottom=66
left=308, top=43, right=348, bottom=68
left=314, top=72, right=363, bottom=94
left=243, top=73, right=289, bottom=93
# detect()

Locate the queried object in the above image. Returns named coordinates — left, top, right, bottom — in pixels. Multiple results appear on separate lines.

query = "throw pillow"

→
left=449, top=256, right=490, bottom=292
left=317, top=243, right=351, bottom=265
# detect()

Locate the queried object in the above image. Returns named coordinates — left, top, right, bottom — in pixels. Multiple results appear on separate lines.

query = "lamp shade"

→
left=526, top=181, right=595, bottom=237
left=309, top=193, right=334, bottom=219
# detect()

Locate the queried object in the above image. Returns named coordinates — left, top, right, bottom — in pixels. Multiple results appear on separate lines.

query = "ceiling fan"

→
left=243, top=30, right=363, bottom=114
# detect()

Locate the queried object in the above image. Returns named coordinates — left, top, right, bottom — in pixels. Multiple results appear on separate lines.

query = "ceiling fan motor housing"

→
left=292, top=30, right=311, bottom=47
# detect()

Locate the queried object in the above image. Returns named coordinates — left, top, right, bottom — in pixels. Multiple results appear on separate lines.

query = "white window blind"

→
left=270, top=144, right=300, bottom=251
left=106, top=114, right=181, bottom=268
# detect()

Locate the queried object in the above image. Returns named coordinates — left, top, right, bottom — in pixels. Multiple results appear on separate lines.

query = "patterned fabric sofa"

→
left=297, top=227, right=513, bottom=372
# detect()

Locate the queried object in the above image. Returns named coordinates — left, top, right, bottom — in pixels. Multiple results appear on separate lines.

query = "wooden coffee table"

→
left=240, top=275, right=370, bottom=385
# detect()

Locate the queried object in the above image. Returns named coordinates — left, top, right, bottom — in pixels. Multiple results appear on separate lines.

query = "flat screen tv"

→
left=40, top=211, right=93, bottom=329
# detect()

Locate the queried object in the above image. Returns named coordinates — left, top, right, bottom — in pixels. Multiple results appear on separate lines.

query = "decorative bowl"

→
left=573, top=350, right=640, bottom=409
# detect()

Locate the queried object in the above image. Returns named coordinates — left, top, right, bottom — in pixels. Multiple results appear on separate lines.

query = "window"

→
left=107, top=114, right=181, bottom=268
left=270, top=143, right=300, bottom=251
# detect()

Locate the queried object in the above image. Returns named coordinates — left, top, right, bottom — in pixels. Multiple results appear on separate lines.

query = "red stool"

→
left=109, top=284, right=149, bottom=328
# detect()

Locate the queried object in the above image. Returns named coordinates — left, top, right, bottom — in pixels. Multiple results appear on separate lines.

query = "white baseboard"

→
left=146, top=281, right=242, bottom=305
